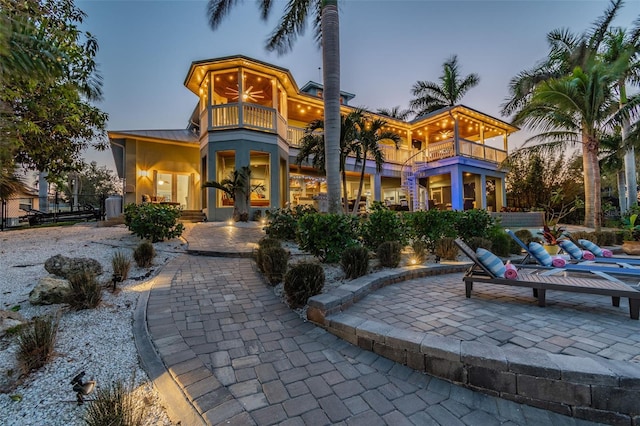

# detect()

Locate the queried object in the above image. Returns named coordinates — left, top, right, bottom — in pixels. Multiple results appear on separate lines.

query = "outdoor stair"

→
left=179, top=210, right=206, bottom=223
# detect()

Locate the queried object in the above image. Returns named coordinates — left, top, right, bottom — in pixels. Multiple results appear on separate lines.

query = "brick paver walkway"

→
left=346, top=273, right=640, bottom=362
left=139, top=223, right=603, bottom=425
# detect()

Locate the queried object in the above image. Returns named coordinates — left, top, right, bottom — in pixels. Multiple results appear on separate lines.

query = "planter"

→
left=622, top=241, right=640, bottom=255
left=543, top=244, right=561, bottom=255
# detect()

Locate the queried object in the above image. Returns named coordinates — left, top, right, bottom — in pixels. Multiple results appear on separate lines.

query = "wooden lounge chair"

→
left=454, top=238, right=640, bottom=319
left=505, top=229, right=640, bottom=279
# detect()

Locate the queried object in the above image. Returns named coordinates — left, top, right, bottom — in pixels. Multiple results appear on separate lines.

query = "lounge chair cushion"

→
left=528, top=242, right=553, bottom=267
left=579, top=239, right=604, bottom=257
left=558, top=239, right=583, bottom=259
left=476, top=248, right=506, bottom=278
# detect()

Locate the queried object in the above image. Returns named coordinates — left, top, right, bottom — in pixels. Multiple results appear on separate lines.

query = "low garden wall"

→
left=491, top=211, right=545, bottom=228
left=307, top=266, right=640, bottom=425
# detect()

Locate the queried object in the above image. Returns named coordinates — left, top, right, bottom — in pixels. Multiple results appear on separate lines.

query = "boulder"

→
left=29, top=275, right=71, bottom=305
left=44, top=254, right=103, bottom=278
left=0, top=310, right=26, bottom=337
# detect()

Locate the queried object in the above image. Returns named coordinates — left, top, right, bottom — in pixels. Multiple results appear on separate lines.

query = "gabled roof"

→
left=410, top=105, right=519, bottom=133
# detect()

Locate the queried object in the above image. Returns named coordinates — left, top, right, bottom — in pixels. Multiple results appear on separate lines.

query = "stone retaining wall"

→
left=307, top=266, right=640, bottom=425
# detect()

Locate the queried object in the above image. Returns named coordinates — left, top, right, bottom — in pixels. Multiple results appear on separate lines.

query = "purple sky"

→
left=77, top=0, right=640, bottom=170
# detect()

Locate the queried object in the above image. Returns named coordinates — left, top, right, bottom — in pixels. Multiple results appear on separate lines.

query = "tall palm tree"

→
left=410, top=55, right=480, bottom=117
left=295, top=109, right=364, bottom=213
left=351, top=118, right=400, bottom=214
left=376, top=106, right=413, bottom=121
left=603, top=23, right=640, bottom=211
left=502, top=0, right=627, bottom=229
left=207, top=0, right=343, bottom=213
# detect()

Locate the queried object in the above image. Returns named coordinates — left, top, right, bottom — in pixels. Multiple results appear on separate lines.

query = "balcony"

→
left=201, top=103, right=287, bottom=140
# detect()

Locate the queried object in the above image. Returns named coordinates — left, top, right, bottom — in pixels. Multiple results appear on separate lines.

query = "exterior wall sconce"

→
left=138, top=170, right=148, bottom=177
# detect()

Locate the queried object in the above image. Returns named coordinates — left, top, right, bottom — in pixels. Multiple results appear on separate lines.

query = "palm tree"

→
left=207, top=0, right=343, bottom=214
left=410, top=55, right=480, bottom=117
left=202, top=166, right=254, bottom=222
left=603, top=23, right=640, bottom=211
left=295, top=109, right=364, bottom=213
left=502, top=0, right=627, bottom=229
left=351, top=118, right=401, bottom=214
left=376, top=106, right=412, bottom=121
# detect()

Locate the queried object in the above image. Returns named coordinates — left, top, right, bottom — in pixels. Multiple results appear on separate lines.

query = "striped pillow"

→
left=558, top=239, right=583, bottom=260
left=579, top=239, right=603, bottom=257
left=476, top=248, right=506, bottom=278
left=528, top=242, right=553, bottom=267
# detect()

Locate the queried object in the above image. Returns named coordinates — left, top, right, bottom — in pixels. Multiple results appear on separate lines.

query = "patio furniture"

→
left=454, top=238, right=640, bottom=319
left=506, top=229, right=640, bottom=278
left=560, top=238, right=640, bottom=266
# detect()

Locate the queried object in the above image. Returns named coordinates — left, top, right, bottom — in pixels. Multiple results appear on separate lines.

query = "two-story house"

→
left=108, top=55, right=518, bottom=221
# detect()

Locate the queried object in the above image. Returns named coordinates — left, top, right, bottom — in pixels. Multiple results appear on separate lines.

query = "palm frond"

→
left=265, top=0, right=314, bottom=54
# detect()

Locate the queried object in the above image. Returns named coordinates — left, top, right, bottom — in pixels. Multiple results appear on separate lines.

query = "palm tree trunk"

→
left=353, top=152, right=367, bottom=215
left=620, top=82, right=637, bottom=210
left=582, top=131, right=601, bottom=230
left=321, top=1, right=341, bottom=214
left=618, top=170, right=627, bottom=214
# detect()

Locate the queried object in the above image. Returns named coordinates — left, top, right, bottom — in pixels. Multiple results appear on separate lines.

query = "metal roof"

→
left=108, top=129, right=198, bottom=144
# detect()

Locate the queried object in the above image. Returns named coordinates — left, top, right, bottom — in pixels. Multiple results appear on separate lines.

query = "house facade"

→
left=109, top=55, right=518, bottom=221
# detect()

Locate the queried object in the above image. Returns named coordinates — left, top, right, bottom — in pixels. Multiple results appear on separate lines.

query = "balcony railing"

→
left=207, top=103, right=278, bottom=133
left=416, top=138, right=507, bottom=164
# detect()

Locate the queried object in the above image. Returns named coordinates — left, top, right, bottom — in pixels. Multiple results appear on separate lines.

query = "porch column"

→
left=453, top=114, right=460, bottom=155
left=451, top=169, right=464, bottom=211
left=497, top=178, right=506, bottom=211
left=372, top=173, right=381, bottom=202
left=237, top=69, right=244, bottom=125
left=480, top=174, right=487, bottom=210
left=270, top=151, right=280, bottom=208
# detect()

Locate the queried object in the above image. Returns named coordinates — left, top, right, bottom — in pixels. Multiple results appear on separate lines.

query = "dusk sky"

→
left=77, top=0, right=640, bottom=171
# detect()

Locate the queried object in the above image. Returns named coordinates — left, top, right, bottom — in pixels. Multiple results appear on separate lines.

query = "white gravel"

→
left=0, top=223, right=188, bottom=426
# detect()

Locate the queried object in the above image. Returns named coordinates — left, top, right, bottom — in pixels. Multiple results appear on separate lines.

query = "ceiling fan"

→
left=225, top=85, right=265, bottom=102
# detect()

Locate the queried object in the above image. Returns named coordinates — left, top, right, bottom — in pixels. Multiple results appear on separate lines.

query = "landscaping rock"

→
left=44, top=254, right=103, bottom=278
left=0, top=310, right=26, bottom=337
left=29, top=275, right=71, bottom=305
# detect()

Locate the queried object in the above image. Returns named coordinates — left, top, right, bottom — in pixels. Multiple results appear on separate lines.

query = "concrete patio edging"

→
left=306, top=265, right=640, bottom=425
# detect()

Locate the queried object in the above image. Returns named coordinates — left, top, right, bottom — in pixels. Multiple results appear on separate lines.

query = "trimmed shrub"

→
left=17, top=315, right=59, bottom=374
left=262, top=246, right=289, bottom=286
left=341, top=246, right=370, bottom=279
left=455, top=209, right=494, bottom=241
left=377, top=241, right=402, bottom=268
left=434, top=237, right=458, bottom=260
left=360, top=208, right=407, bottom=251
left=487, top=227, right=514, bottom=257
left=112, top=251, right=131, bottom=283
left=570, top=231, right=594, bottom=243
left=284, top=262, right=325, bottom=308
left=133, top=241, right=155, bottom=268
left=66, top=270, right=102, bottom=310
left=124, top=203, right=184, bottom=242
left=467, top=237, right=492, bottom=252
left=84, top=379, right=145, bottom=426
left=513, top=229, right=534, bottom=245
left=592, top=231, right=616, bottom=246
left=265, top=205, right=316, bottom=241
left=297, top=213, right=359, bottom=263
left=256, top=237, right=282, bottom=272
left=405, top=210, right=458, bottom=251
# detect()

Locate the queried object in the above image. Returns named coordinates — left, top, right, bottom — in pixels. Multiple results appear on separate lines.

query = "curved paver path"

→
left=135, top=223, right=604, bottom=425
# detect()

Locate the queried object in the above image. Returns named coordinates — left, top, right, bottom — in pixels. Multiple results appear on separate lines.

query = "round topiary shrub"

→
left=467, top=237, right=492, bottom=252
left=341, top=246, right=369, bottom=279
left=284, top=262, right=325, bottom=308
left=262, top=246, right=289, bottom=286
left=377, top=241, right=402, bottom=268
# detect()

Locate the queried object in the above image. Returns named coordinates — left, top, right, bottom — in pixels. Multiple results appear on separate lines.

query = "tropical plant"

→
left=203, top=166, right=260, bottom=222
left=359, top=208, right=407, bottom=251
left=538, top=224, right=567, bottom=246
left=261, top=245, right=289, bottom=286
left=17, top=314, right=59, bottom=374
left=351, top=117, right=401, bottom=214
left=66, top=270, right=102, bottom=310
left=84, top=378, right=146, bottom=426
left=622, top=213, right=640, bottom=241
left=124, top=203, right=184, bottom=242
left=340, top=245, right=370, bottom=279
left=207, top=0, right=343, bottom=214
left=376, top=241, right=402, bottom=268
left=434, top=238, right=458, bottom=261
left=111, top=251, right=131, bottom=284
left=256, top=237, right=283, bottom=273
left=376, top=106, right=413, bottom=121
left=133, top=241, right=156, bottom=268
left=264, top=205, right=315, bottom=240
left=296, top=109, right=364, bottom=213
left=501, top=0, right=631, bottom=230
left=410, top=55, right=480, bottom=117
left=284, top=262, right=325, bottom=309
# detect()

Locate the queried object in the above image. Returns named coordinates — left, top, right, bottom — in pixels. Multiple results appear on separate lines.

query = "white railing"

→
left=211, top=104, right=239, bottom=128
left=199, top=108, right=208, bottom=137
left=243, top=104, right=275, bottom=131
left=459, top=139, right=507, bottom=163
left=287, top=126, right=307, bottom=147
left=208, top=103, right=277, bottom=133
left=277, top=113, right=288, bottom=141
left=425, top=139, right=455, bottom=161
left=377, top=145, right=411, bottom=164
